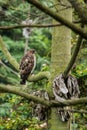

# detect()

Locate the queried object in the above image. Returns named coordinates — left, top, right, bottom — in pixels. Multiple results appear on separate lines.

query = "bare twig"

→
left=0, top=60, right=18, bottom=76
left=0, top=23, right=62, bottom=30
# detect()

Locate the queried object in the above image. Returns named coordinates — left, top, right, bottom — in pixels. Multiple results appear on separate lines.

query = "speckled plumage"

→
left=53, top=74, right=80, bottom=122
left=19, top=49, right=36, bottom=84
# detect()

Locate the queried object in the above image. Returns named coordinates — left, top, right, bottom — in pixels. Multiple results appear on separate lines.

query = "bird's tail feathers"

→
left=20, top=79, right=26, bottom=85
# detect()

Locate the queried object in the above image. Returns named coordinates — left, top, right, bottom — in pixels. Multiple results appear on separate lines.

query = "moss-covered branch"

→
left=26, top=0, right=87, bottom=39
left=0, top=36, right=19, bottom=71
left=63, top=36, right=83, bottom=78
left=0, top=84, right=50, bottom=106
left=0, top=84, right=87, bottom=107
left=28, top=71, right=50, bottom=81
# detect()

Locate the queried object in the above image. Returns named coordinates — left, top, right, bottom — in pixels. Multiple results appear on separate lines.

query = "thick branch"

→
left=0, top=84, right=87, bottom=107
left=63, top=36, right=83, bottom=78
left=68, top=0, right=87, bottom=23
left=0, top=84, right=50, bottom=107
left=26, top=0, right=87, bottom=39
left=28, top=71, right=50, bottom=82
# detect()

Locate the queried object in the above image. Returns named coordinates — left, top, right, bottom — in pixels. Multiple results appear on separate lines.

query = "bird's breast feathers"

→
left=31, top=54, right=36, bottom=73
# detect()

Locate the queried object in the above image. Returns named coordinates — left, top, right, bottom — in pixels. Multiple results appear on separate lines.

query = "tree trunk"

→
left=49, top=0, right=72, bottom=130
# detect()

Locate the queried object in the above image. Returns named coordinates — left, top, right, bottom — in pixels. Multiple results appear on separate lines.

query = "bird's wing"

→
left=19, top=54, right=34, bottom=75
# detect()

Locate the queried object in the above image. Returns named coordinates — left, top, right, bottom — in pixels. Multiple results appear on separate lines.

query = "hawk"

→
left=19, top=49, right=36, bottom=84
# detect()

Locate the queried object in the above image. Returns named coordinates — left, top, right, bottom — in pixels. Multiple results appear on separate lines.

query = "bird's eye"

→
left=32, top=50, right=35, bottom=53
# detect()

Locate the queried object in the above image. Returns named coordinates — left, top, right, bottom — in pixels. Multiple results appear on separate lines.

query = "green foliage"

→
left=72, top=39, right=87, bottom=78
left=0, top=94, right=40, bottom=130
left=72, top=63, right=87, bottom=77
left=0, top=0, right=30, bottom=25
left=73, top=109, right=87, bottom=130
left=77, top=65, right=87, bottom=77
left=71, top=36, right=87, bottom=130
left=30, top=29, right=51, bottom=56
left=0, top=103, right=12, bottom=117
left=30, top=28, right=51, bottom=71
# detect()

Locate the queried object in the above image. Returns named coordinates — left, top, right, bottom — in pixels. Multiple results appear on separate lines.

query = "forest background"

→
left=0, top=0, right=87, bottom=130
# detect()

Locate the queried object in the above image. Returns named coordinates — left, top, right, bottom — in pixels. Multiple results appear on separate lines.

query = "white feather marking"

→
left=31, top=54, right=36, bottom=73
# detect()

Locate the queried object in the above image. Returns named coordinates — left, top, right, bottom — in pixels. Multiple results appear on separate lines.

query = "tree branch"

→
left=0, top=84, right=87, bottom=107
left=0, top=60, right=18, bottom=76
left=28, top=71, right=50, bottom=82
left=26, top=0, right=87, bottom=39
left=0, top=84, right=50, bottom=107
left=0, top=20, right=81, bottom=30
left=0, top=24, right=62, bottom=30
left=0, top=36, right=19, bottom=71
left=68, top=0, right=87, bottom=23
left=57, top=108, right=87, bottom=114
left=63, top=36, right=83, bottom=78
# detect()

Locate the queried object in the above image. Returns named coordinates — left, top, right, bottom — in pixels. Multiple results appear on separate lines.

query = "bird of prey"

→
left=19, top=49, right=36, bottom=84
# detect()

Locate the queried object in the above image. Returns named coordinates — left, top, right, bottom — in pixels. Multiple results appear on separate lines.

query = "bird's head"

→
left=27, top=49, right=36, bottom=54
left=31, top=49, right=36, bottom=54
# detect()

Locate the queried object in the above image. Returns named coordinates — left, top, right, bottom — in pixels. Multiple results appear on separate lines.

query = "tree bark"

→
left=49, top=0, right=72, bottom=130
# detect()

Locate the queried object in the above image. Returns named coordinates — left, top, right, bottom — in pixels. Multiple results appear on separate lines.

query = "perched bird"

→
left=19, top=49, right=36, bottom=84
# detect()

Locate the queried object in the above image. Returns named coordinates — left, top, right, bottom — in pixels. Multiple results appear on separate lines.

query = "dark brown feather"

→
left=19, top=49, right=36, bottom=84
